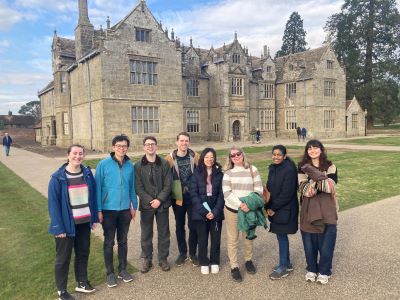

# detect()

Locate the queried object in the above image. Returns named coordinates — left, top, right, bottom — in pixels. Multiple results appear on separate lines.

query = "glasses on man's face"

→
left=114, top=144, right=128, bottom=149
left=230, top=152, right=242, bottom=158
left=144, top=143, right=156, bottom=147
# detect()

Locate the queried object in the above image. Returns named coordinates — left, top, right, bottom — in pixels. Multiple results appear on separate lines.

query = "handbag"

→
left=249, top=166, right=270, bottom=204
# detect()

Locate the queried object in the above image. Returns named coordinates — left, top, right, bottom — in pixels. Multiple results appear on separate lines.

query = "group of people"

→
left=47, top=132, right=338, bottom=300
left=296, top=126, right=307, bottom=142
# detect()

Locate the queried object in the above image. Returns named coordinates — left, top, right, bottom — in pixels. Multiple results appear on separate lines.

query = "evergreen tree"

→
left=275, top=12, right=307, bottom=58
left=325, top=0, right=400, bottom=126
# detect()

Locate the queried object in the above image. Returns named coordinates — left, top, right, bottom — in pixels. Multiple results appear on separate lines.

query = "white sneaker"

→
left=305, top=272, right=317, bottom=282
left=211, top=265, right=219, bottom=274
left=316, top=274, right=330, bottom=285
left=201, top=266, right=210, bottom=275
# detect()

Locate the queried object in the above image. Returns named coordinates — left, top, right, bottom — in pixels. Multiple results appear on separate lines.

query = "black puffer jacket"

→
left=190, top=165, right=224, bottom=221
left=266, top=159, right=299, bottom=234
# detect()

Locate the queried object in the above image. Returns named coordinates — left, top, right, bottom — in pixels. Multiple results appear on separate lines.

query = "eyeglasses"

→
left=230, top=152, right=242, bottom=158
left=144, top=143, right=156, bottom=147
left=114, top=144, right=128, bottom=149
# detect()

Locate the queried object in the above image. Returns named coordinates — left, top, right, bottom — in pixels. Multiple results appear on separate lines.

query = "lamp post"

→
left=364, top=109, right=368, bottom=136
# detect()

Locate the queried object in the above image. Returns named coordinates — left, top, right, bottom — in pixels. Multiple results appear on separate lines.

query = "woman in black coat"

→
left=190, top=147, right=224, bottom=275
left=265, top=145, right=299, bottom=280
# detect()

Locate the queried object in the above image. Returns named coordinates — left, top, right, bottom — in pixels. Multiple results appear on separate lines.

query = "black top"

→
left=266, top=159, right=299, bottom=234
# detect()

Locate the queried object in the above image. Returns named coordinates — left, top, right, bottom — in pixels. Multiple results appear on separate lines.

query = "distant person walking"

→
left=255, top=128, right=261, bottom=144
left=48, top=144, right=98, bottom=300
left=298, top=139, right=338, bottom=285
left=2, top=132, right=12, bottom=156
left=296, top=127, right=301, bottom=142
left=301, top=127, right=307, bottom=141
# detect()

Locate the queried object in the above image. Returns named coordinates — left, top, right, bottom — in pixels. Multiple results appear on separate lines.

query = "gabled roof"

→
left=111, top=1, right=159, bottom=32
left=56, top=37, right=76, bottom=58
left=275, top=44, right=330, bottom=83
left=38, top=81, right=54, bottom=96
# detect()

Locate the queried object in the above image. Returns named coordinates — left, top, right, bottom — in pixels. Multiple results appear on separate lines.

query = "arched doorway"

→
left=232, top=120, right=240, bottom=141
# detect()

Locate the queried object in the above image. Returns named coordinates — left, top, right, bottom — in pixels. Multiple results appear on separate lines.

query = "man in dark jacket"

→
left=135, top=136, right=172, bottom=273
left=3, top=132, right=12, bottom=156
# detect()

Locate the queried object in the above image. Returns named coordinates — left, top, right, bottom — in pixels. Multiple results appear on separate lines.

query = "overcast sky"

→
left=0, top=0, right=399, bottom=115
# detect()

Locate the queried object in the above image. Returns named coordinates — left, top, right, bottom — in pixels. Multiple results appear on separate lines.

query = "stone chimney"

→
left=75, top=0, right=94, bottom=59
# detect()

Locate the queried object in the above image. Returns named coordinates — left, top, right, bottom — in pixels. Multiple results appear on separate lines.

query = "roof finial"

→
left=234, top=31, right=237, bottom=41
left=190, top=36, right=193, bottom=47
left=106, top=16, right=110, bottom=29
left=171, top=28, right=175, bottom=40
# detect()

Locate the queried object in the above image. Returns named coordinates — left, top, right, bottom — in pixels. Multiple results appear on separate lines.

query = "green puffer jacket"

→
left=238, top=192, right=268, bottom=240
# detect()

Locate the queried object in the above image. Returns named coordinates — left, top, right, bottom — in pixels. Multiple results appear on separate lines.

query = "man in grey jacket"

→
left=135, top=136, right=172, bottom=273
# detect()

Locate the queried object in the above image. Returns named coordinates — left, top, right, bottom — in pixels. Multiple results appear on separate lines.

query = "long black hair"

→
left=197, top=147, right=221, bottom=183
left=298, top=139, right=332, bottom=171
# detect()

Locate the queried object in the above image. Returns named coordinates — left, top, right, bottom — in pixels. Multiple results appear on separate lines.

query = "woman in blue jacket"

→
left=48, top=144, right=98, bottom=300
left=265, top=145, right=298, bottom=280
left=190, top=147, right=224, bottom=275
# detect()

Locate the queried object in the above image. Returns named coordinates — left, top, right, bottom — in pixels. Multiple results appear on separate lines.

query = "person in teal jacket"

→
left=95, top=134, right=137, bottom=288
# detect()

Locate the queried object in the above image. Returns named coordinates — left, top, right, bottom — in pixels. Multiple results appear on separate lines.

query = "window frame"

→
left=324, top=80, right=336, bottom=97
left=135, top=28, right=151, bottom=43
left=260, top=109, right=275, bottom=131
left=186, top=110, right=200, bottom=133
left=324, top=110, right=335, bottom=129
left=130, top=60, right=158, bottom=86
left=132, top=106, right=160, bottom=134
left=231, top=77, right=243, bottom=96
left=186, top=79, right=199, bottom=97
left=285, top=109, right=297, bottom=130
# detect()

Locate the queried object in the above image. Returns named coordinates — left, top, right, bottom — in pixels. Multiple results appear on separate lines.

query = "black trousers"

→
left=195, top=219, right=222, bottom=266
left=54, top=223, right=91, bottom=291
left=140, top=209, right=170, bottom=262
left=102, top=210, right=131, bottom=275
left=172, top=197, right=198, bottom=256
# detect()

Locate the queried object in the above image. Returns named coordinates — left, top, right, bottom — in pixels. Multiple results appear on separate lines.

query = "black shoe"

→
left=231, top=267, right=243, bottom=282
left=245, top=260, right=256, bottom=274
left=269, top=267, right=290, bottom=280
left=159, top=260, right=171, bottom=272
left=175, top=254, right=188, bottom=266
left=118, top=270, right=134, bottom=282
left=75, top=281, right=95, bottom=293
left=58, top=290, right=75, bottom=300
left=106, top=273, right=117, bottom=288
left=189, top=255, right=199, bottom=267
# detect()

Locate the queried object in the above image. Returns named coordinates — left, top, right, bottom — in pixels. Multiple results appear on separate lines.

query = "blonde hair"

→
left=223, top=145, right=251, bottom=171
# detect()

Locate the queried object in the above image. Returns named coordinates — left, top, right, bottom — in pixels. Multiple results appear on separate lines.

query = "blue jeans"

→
left=301, top=224, right=337, bottom=276
left=276, top=233, right=290, bottom=269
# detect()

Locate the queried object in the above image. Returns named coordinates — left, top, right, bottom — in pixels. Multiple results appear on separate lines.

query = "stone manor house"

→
left=38, top=0, right=366, bottom=151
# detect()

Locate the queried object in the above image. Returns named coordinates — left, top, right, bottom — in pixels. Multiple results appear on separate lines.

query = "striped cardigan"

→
left=222, top=165, right=263, bottom=210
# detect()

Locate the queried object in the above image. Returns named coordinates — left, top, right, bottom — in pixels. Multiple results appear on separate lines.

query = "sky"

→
left=0, top=0, right=399, bottom=115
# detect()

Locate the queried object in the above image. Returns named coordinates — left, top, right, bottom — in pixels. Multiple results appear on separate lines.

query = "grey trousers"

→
left=140, top=208, right=170, bottom=262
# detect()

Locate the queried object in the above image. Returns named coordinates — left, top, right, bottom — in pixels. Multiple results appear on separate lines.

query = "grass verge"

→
left=0, top=162, right=135, bottom=300
left=332, top=137, right=400, bottom=146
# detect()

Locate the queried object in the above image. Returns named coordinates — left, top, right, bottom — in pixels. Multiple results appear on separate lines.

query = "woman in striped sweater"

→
left=222, top=146, right=263, bottom=282
left=48, top=145, right=98, bottom=300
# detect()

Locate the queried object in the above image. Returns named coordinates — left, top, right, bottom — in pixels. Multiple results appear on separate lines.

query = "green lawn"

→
left=333, top=136, right=400, bottom=146
left=0, top=162, right=135, bottom=300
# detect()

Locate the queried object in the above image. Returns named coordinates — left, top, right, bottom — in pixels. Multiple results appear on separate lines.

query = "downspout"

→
left=86, top=61, right=93, bottom=150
